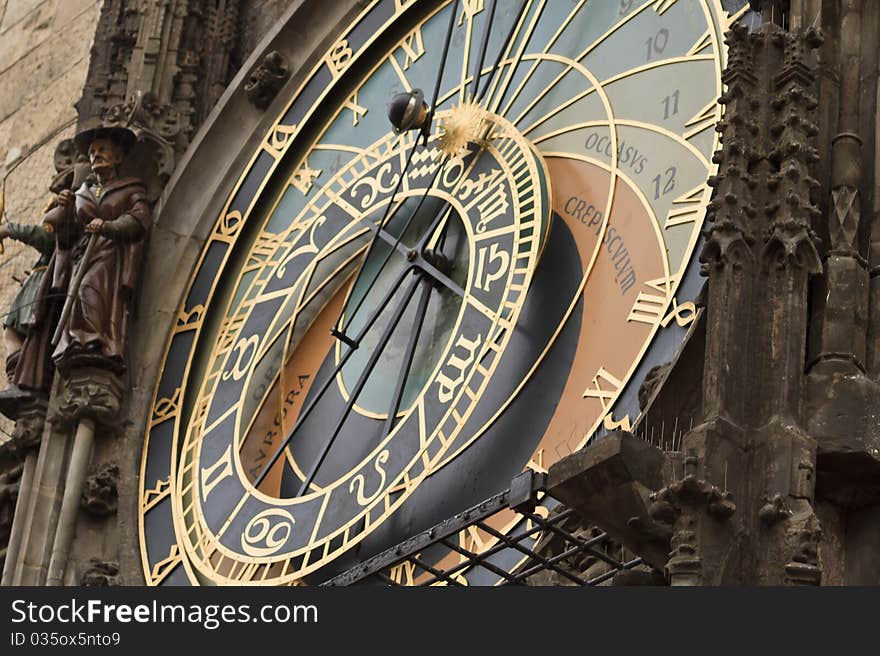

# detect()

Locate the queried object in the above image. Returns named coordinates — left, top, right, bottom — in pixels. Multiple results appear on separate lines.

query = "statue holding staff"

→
left=43, top=125, right=150, bottom=373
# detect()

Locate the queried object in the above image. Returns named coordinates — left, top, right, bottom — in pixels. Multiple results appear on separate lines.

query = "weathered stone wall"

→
left=0, top=0, right=103, bottom=440
left=237, top=0, right=293, bottom=63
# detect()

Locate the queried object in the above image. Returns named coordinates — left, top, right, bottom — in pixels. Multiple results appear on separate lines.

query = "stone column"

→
left=9, top=370, right=123, bottom=585
left=752, top=28, right=823, bottom=585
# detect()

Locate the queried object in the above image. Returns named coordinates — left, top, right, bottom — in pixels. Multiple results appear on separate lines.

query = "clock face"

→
left=140, top=0, right=741, bottom=585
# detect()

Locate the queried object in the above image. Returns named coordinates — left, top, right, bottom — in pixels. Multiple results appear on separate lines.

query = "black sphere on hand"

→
left=388, top=88, right=429, bottom=133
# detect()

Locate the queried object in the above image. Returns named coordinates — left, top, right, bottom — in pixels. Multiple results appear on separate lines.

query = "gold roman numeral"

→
left=628, top=276, right=674, bottom=325
left=628, top=276, right=697, bottom=329
left=291, top=158, right=322, bottom=195
left=388, top=558, right=419, bottom=585
left=399, top=25, right=425, bottom=70
left=687, top=29, right=713, bottom=56
left=344, top=92, right=368, bottom=126
left=653, top=0, right=677, bottom=14
left=583, top=366, right=624, bottom=412
left=458, top=0, right=485, bottom=25
left=683, top=100, right=720, bottom=142
left=201, top=445, right=234, bottom=500
left=664, top=184, right=707, bottom=229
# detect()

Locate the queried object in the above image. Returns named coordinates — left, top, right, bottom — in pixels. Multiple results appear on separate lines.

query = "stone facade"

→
left=1, top=0, right=879, bottom=586
left=0, top=0, right=104, bottom=441
left=0, top=0, right=357, bottom=585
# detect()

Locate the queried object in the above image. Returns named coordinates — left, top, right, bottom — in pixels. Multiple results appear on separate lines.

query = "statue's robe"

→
left=50, top=177, right=151, bottom=373
left=2, top=223, right=54, bottom=339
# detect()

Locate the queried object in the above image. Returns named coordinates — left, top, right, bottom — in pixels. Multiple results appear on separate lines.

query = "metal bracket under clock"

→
left=322, top=437, right=669, bottom=587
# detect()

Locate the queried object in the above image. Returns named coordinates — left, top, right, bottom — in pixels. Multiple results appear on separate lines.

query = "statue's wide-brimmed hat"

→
left=73, top=125, right=137, bottom=156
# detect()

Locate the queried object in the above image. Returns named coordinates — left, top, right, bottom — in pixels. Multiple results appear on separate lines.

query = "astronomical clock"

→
left=139, top=0, right=749, bottom=585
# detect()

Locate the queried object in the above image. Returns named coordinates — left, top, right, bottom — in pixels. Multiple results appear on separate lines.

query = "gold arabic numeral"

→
left=349, top=450, right=390, bottom=506
left=291, top=158, right=322, bottom=196
left=150, top=544, right=182, bottom=585
left=142, top=477, right=172, bottom=512
left=664, top=184, right=708, bottom=229
left=345, top=92, right=368, bottom=127
left=176, top=304, right=205, bottom=332
left=216, top=210, right=243, bottom=241
left=201, top=445, right=234, bottom=501
left=583, top=366, right=624, bottom=416
left=652, top=0, right=677, bottom=15
left=661, top=298, right=697, bottom=329
left=458, top=0, right=485, bottom=25
left=399, top=25, right=426, bottom=70
left=474, top=242, right=510, bottom=293
left=388, top=557, right=420, bottom=586
left=684, top=100, right=720, bottom=142
left=151, top=388, right=180, bottom=425
left=241, top=508, right=295, bottom=557
left=222, top=334, right=259, bottom=382
left=266, top=123, right=298, bottom=155
left=436, top=333, right=483, bottom=404
left=457, top=167, right=503, bottom=203
left=325, top=38, right=354, bottom=78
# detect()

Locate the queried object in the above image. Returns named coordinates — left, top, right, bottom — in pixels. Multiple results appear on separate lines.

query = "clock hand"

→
left=382, top=275, right=433, bottom=438
left=470, top=0, right=498, bottom=102
left=429, top=0, right=461, bottom=118
left=476, top=0, right=530, bottom=104
left=296, top=273, right=424, bottom=497
left=333, top=0, right=461, bottom=343
left=380, top=211, right=461, bottom=439
left=254, top=263, right=414, bottom=487
left=338, top=159, right=458, bottom=340
left=330, top=139, right=422, bottom=345
left=360, top=214, right=464, bottom=297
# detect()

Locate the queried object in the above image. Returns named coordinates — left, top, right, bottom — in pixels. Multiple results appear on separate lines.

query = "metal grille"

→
left=322, top=473, right=643, bottom=586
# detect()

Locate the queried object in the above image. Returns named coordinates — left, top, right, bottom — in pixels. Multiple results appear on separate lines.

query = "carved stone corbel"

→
left=648, top=461, right=736, bottom=586
left=80, top=558, right=121, bottom=586
left=783, top=511, right=822, bottom=585
left=10, top=399, right=48, bottom=455
left=80, top=462, right=119, bottom=517
left=244, top=51, right=291, bottom=110
left=52, top=367, right=125, bottom=433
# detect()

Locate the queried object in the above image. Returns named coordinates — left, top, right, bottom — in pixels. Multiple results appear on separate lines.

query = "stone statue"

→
left=0, top=221, right=54, bottom=386
left=43, top=126, right=150, bottom=374
left=0, top=141, right=81, bottom=419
